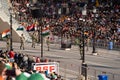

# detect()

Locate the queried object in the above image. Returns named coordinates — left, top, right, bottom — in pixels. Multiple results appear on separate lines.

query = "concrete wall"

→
left=0, top=18, right=20, bottom=42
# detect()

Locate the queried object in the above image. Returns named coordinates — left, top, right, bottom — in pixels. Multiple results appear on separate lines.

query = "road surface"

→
left=1, top=41, right=120, bottom=80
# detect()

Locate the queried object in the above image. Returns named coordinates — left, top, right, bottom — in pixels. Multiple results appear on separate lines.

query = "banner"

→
left=32, top=62, right=59, bottom=74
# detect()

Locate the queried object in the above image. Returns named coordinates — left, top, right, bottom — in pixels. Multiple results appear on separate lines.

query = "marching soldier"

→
left=46, top=37, right=50, bottom=51
left=20, top=34, right=25, bottom=50
left=78, top=37, right=84, bottom=60
left=31, top=32, right=36, bottom=48
left=86, top=37, right=90, bottom=51
left=79, top=41, right=83, bottom=60
left=6, top=36, right=10, bottom=51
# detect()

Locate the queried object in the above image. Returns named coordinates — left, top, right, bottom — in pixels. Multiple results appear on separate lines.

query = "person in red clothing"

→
left=36, top=57, right=40, bottom=63
left=8, top=49, right=15, bottom=62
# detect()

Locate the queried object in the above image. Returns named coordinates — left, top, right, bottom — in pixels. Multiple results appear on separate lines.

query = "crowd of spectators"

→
left=1, top=0, right=120, bottom=80
left=8, top=0, right=120, bottom=48
left=0, top=49, right=62, bottom=80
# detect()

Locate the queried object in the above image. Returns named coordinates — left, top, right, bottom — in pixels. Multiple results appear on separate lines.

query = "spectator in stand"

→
left=36, top=57, right=40, bottom=63
left=4, top=0, right=120, bottom=80
left=18, top=53, right=23, bottom=68
left=22, top=54, right=28, bottom=69
left=9, top=0, right=120, bottom=49
left=14, top=52, right=19, bottom=64
left=0, top=61, right=6, bottom=80
left=8, top=49, right=15, bottom=62
left=0, top=51, right=9, bottom=60
left=28, top=55, right=34, bottom=71
left=0, top=50, right=63, bottom=80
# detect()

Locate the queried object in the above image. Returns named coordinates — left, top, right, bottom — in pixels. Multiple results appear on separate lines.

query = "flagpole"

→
left=9, top=7, right=13, bottom=51
left=40, top=18, right=43, bottom=58
left=30, top=3, right=44, bottom=58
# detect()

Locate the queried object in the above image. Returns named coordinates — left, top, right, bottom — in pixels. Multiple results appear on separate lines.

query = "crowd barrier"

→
left=49, top=36, right=120, bottom=51
left=87, top=66, right=120, bottom=80
left=89, top=40, right=120, bottom=51
left=57, top=61, right=120, bottom=80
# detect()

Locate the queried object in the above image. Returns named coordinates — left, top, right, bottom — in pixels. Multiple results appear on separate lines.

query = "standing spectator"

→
left=20, top=34, right=25, bottom=50
left=14, top=52, right=19, bottom=64
left=0, top=61, right=6, bottom=80
left=22, top=54, right=28, bottom=69
left=18, top=53, right=23, bottom=68
left=8, top=49, right=15, bottom=59
left=8, top=49, right=15, bottom=62
left=28, top=55, right=34, bottom=71
left=36, top=57, right=40, bottom=63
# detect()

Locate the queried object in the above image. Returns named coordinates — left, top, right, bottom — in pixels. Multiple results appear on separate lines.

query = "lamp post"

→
left=37, top=22, right=40, bottom=43
left=81, top=8, right=87, bottom=63
left=40, top=19, right=43, bottom=58
left=58, top=7, right=63, bottom=49
left=80, top=8, right=87, bottom=80
left=30, top=4, right=44, bottom=58
left=92, top=7, right=98, bottom=55
left=9, top=7, right=13, bottom=51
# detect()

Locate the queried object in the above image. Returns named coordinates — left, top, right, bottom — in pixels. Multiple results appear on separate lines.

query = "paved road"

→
left=1, top=41, right=120, bottom=80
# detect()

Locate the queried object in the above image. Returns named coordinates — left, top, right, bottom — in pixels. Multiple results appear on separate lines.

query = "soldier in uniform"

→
left=31, top=32, right=36, bottom=48
left=20, top=34, right=25, bottom=50
left=79, top=41, right=83, bottom=60
left=78, top=37, right=84, bottom=60
left=6, top=36, right=10, bottom=51
left=46, top=37, right=50, bottom=51
left=86, top=37, right=90, bottom=51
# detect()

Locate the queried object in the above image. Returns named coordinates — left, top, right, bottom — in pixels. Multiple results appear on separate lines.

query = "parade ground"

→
left=1, top=41, right=120, bottom=80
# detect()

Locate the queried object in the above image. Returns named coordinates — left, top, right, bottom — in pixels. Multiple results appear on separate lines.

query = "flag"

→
left=26, top=24, right=35, bottom=31
left=2, top=29, right=10, bottom=38
left=16, top=26, right=24, bottom=31
left=42, top=27, right=50, bottom=37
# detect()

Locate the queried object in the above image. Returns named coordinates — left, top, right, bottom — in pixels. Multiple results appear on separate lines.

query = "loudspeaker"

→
left=30, top=8, right=42, bottom=18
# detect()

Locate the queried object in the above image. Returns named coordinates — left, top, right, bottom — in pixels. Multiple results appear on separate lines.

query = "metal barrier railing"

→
left=58, top=62, right=120, bottom=80
left=87, top=67, right=120, bottom=80
left=49, top=36, right=120, bottom=51
left=89, top=40, right=120, bottom=51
